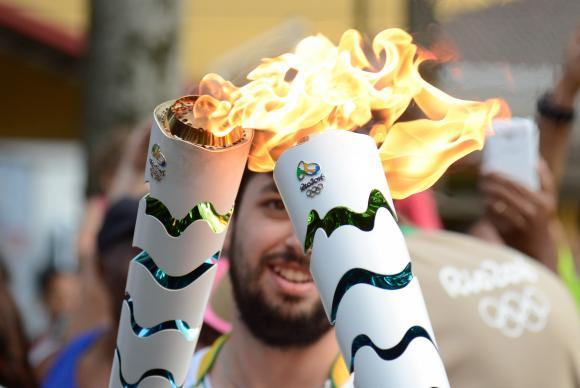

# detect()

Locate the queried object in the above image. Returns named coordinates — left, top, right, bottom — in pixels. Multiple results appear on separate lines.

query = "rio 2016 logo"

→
left=296, top=161, right=320, bottom=181
left=149, top=143, right=167, bottom=182
left=297, top=161, right=324, bottom=198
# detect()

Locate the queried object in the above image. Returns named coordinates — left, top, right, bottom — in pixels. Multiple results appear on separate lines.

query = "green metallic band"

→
left=304, top=189, right=397, bottom=251
left=145, top=195, right=232, bottom=236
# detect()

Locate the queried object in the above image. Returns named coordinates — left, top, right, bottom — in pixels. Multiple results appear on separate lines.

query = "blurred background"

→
left=0, top=0, right=578, bottom=382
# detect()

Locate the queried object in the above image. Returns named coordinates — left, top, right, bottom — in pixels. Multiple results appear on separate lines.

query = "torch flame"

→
left=193, top=28, right=509, bottom=198
left=190, top=74, right=240, bottom=137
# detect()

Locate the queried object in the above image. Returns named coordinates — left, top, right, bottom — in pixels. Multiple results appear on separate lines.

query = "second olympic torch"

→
left=274, top=130, right=450, bottom=388
left=110, top=96, right=252, bottom=387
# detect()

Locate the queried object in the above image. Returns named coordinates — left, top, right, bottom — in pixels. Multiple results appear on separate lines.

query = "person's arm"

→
left=538, top=26, right=579, bottom=189
left=536, top=27, right=580, bottom=303
left=107, top=124, right=150, bottom=202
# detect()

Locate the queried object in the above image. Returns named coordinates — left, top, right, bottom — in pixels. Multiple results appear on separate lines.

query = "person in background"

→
left=186, top=169, right=580, bottom=388
left=536, top=25, right=580, bottom=306
left=70, top=131, right=130, bottom=341
left=30, top=267, right=79, bottom=378
left=472, top=26, right=580, bottom=306
left=65, top=124, right=150, bottom=353
left=28, top=266, right=79, bottom=377
left=42, top=199, right=140, bottom=388
left=537, top=25, right=579, bottom=190
left=0, top=277, right=37, bottom=387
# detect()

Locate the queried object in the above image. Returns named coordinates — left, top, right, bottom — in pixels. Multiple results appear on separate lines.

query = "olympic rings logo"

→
left=306, top=183, right=324, bottom=197
left=478, top=286, right=550, bottom=338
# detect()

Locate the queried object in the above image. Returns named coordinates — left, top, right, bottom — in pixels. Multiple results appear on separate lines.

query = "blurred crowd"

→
left=0, top=26, right=579, bottom=388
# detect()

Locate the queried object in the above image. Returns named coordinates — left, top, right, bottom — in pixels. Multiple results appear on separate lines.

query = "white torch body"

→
left=273, top=130, right=449, bottom=388
left=110, top=99, right=251, bottom=387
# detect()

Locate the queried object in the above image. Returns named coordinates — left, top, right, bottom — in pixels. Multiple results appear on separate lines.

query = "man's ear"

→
left=222, top=218, right=234, bottom=257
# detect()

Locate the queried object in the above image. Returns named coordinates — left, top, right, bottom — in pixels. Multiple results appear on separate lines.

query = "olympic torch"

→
left=274, top=130, right=449, bottom=387
left=230, top=27, right=505, bottom=387
left=110, top=95, right=252, bottom=387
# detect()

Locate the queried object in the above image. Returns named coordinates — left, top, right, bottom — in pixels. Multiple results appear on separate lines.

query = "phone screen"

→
left=481, top=117, right=539, bottom=191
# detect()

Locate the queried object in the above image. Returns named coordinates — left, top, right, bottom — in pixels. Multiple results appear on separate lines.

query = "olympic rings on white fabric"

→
left=478, top=286, right=550, bottom=338
left=306, top=183, right=324, bottom=197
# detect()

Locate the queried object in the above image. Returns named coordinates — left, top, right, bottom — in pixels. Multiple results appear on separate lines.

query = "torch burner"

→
left=157, top=95, right=246, bottom=149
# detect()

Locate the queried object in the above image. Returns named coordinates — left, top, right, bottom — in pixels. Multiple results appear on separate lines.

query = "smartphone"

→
left=481, top=117, right=540, bottom=191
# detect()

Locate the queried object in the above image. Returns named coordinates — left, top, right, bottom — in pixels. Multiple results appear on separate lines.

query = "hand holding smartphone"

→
left=481, top=117, right=540, bottom=191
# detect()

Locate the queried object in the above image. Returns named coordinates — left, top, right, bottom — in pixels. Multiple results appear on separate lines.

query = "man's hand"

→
left=479, top=160, right=558, bottom=271
left=481, top=160, right=555, bottom=234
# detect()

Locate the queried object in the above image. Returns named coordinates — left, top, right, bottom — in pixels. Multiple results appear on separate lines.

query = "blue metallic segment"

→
left=115, top=348, right=182, bottom=388
left=350, top=326, right=435, bottom=372
left=124, top=293, right=197, bottom=342
left=134, top=251, right=219, bottom=290
left=330, top=262, right=413, bottom=323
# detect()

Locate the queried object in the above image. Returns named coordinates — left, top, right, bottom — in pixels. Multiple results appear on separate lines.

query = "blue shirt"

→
left=42, top=328, right=105, bottom=388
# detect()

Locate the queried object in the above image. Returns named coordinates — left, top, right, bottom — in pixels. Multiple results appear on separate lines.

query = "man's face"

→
left=228, top=172, right=330, bottom=347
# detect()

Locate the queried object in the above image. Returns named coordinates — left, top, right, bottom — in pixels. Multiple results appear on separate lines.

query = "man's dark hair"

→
left=234, top=167, right=259, bottom=210
left=97, top=198, right=139, bottom=257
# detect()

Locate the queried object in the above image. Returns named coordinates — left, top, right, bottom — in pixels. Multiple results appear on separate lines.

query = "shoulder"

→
left=405, top=230, right=580, bottom=387
left=405, top=229, right=577, bottom=304
left=42, top=328, right=105, bottom=388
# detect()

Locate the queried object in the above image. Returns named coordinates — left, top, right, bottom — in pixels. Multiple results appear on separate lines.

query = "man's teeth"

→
left=273, top=266, right=312, bottom=283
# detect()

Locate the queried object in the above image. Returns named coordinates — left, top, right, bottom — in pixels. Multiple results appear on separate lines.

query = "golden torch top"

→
left=157, top=95, right=246, bottom=149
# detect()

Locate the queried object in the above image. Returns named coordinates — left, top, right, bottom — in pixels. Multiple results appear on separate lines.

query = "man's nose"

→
left=284, top=232, right=304, bottom=258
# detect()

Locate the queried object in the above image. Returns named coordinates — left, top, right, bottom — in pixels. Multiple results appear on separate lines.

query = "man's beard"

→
left=228, top=239, right=331, bottom=348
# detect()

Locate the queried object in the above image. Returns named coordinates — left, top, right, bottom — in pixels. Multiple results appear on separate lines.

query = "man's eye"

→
left=264, top=199, right=285, bottom=211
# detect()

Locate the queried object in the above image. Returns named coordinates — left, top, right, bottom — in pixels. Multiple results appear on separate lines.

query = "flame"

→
left=194, top=28, right=509, bottom=198
left=189, top=74, right=240, bottom=137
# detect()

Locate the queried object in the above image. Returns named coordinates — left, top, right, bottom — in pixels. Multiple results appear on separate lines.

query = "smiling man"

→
left=185, top=169, right=580, bottom=388
left=186, top=170, right=349, bottom=388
